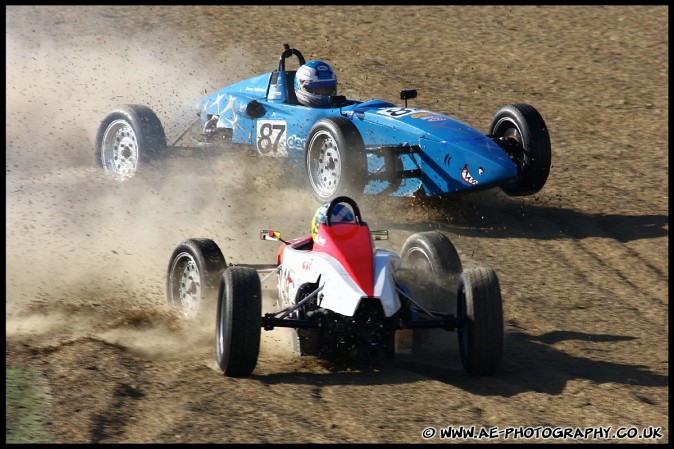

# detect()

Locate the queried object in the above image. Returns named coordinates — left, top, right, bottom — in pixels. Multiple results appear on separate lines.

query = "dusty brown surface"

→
left=5, top=5, right=668, bottom=444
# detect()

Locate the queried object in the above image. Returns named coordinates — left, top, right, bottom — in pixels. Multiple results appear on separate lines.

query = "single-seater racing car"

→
left=166, top=196, right=505, bottom=377
left=96, top=44, right=551, bottom=203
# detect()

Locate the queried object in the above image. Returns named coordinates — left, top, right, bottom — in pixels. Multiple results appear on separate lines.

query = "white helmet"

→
left=294, top=60, right=337, bottom=107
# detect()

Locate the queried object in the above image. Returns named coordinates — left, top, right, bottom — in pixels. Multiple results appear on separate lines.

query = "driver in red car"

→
left=311, top=202, right=355, bottom=242
left=294, top=60, right=338, bottom=108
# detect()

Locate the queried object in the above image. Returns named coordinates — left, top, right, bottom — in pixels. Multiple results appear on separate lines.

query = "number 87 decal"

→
left=256, top=120, right=287, bottom=156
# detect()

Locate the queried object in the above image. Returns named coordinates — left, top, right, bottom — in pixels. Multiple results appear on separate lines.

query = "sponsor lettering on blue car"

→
left=286, top=134, right=306, bottom=151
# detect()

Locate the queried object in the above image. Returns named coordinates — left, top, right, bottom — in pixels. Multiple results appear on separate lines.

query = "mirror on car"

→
left=400, top=90, right=417, bottom=100
left=261, top=230, right=282, bottom=241
left=370, top=230, right=389, bottom=241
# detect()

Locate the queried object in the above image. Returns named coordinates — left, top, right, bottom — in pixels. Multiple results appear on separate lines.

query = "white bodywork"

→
left=278, top=246, right=402, bottom=317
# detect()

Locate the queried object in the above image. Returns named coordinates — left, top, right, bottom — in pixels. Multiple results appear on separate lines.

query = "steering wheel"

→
left=278, top=43, right=306, bottom=72
left=325, top=196, right=364, bottom=227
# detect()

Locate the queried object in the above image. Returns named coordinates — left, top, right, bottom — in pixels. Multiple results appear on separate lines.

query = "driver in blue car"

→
left=294, top=60, right=337, bottom=108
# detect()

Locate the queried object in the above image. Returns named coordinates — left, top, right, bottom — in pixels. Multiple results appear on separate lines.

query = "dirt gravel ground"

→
left=5, top=5, right=668, bottom=444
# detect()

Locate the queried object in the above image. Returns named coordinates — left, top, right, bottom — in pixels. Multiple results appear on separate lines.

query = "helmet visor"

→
left=305, top=84, right=337, bottom=96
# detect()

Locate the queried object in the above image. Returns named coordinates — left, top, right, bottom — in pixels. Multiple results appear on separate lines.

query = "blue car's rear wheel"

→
left=489, top=103, right=551, bottom=196
left=95, top=104, right=167, bottom=182
left=304, top=117, right=367, bottom=203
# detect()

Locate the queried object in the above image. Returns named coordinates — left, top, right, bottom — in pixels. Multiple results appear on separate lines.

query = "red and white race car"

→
left=166, top=196, right=504, bottom=377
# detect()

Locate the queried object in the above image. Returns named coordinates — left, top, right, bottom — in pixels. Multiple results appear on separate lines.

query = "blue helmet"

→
left=294, top=60, right=337, bottom=107
left=311, top=203, right=355, bottom=241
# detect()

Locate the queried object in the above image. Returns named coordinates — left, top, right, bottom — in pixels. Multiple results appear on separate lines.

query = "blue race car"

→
left=96, top=44, right=551, bottom=202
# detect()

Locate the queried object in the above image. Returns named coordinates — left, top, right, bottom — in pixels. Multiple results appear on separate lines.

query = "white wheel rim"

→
left=307, top=130, right=342, bottom=199
left=101, top=119, right=139, bottom=181
left=170, top=252, right=201, bottom=319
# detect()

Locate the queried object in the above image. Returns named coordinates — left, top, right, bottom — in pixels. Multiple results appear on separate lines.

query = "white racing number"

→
left=379, top=107, right=421, bottom=118
left=256, top=120, right=288, bottom=157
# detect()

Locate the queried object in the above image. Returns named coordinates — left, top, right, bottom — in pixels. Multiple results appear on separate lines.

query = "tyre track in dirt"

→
left=521, top=209, right=668, bottom=326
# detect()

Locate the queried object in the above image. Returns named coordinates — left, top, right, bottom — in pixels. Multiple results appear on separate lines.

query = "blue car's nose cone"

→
left=419, top=137, right=517, bottom=196
left=350, top=105, right=519, bottom=196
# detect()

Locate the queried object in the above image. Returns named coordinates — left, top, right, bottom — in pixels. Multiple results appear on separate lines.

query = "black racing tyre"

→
left=489, top=103, right=551, bottom=196
left=304, top=117, right=367, bottom=203
left=397, top=231, right=463, bottom=314
left=95, top=104, right=167, bottom=182
left=396, top=231, right=463, bottom=353
left=457, top=266, right=504, bottom=376
left=216, top=267, right=262, bottom=377
left=166, top=238, right=226, bottom=321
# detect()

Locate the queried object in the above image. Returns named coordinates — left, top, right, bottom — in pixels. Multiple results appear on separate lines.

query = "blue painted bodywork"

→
left=196, top=68, right=517, bottom=197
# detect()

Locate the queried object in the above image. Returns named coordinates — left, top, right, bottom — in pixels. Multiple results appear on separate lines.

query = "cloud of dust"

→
left=6, top=15, right=316, bottom=361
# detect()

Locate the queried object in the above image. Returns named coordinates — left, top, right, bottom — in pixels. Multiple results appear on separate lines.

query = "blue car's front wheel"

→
left=304, top=117, right=367, bottom=203
left=489, top=103, right=551, bottom=196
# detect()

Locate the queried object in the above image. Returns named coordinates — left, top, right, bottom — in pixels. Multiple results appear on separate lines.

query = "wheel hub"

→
left=113, top=131, right=138, bottom=177
left=102, top=120, right=139, bottom=181
left=313, top=139, right=341, bottom=196
left=178, top=260, right=201, bottom=318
